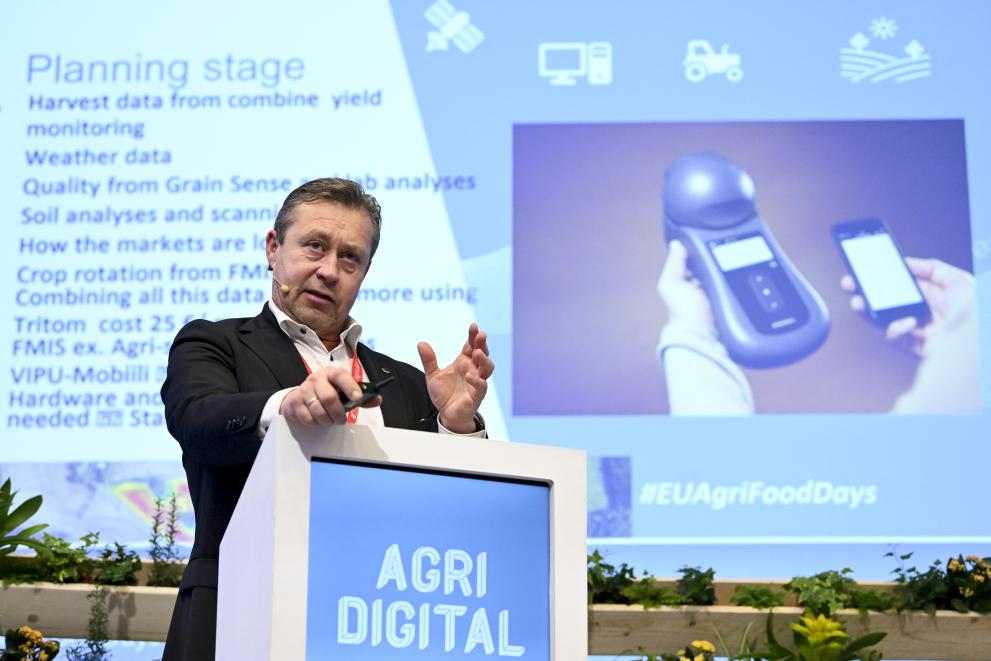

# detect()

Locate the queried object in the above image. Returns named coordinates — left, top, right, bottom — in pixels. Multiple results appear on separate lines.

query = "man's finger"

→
left=465, top=371, right=488, bottom=389
left=462, top=323, right=479, bottom=356
left=360, top=394, right=383, bottom=409
left=312, top=378, right=344, bottom=424
left=473, top=348, right=495, bottom=380
left=473, top=330, right=489, bottom=356
left=417, top=341, right=439, bottom=376
left=286, top=395, right=317, bottom=425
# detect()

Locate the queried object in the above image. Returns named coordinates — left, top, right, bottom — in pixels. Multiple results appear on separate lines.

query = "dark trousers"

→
left=162, top=587, right=217, bottom=661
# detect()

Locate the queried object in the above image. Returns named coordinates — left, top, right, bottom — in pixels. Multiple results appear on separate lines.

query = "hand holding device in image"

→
left=656, top=240, right=755, bottom=416
left=834, top=236, right=980, bottom=413
left=841, top=256, right=977, bottom=357
left=656, top=239, right=715, bottom=330
left=831, top=218, right=931, bottom=329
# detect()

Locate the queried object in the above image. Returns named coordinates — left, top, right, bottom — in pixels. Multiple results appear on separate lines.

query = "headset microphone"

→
left=269, top=266, right=291, bottom=294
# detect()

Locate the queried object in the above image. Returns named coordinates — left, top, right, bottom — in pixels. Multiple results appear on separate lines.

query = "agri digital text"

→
left=335, top=544, right=526, bottom=656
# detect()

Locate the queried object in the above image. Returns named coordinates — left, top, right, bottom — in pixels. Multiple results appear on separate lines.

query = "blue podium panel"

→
left=306, top=459, right=551, bottom=660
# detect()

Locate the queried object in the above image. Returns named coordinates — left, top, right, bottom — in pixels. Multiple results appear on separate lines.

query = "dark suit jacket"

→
left=160, top=304, right=437, bottom=661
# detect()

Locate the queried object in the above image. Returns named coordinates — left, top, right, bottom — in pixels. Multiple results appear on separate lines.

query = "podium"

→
left=216, top=418, right=587, bottom=660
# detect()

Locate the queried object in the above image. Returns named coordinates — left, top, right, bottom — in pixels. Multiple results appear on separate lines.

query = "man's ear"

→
left=265, top=229, right=279, bottom=270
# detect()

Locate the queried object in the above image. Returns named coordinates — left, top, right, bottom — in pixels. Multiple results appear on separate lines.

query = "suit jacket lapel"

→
left=238, top=305, right=308, bottom=389
left=358, top=343, right=410, bottom=428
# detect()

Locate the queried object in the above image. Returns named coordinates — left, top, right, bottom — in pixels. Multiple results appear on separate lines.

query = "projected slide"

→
left=1, top=0, right=989, bottom=582
left=513, top=119, right=976, bottom=415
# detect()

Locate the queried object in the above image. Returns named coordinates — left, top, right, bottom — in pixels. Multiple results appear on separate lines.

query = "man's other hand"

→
left=418, top=323, right=494, bottom=434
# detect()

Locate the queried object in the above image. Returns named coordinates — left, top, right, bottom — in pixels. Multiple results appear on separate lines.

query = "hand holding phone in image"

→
left=841, top=256, right=976, bottom=357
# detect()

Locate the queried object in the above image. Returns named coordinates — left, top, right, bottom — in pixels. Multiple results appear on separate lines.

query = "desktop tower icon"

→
left=587, top=42, right=612, bottom=85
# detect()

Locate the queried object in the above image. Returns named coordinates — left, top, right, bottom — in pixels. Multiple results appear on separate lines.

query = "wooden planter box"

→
left=0, top=582, right=176, bottom=641
left=590, top=604, right=991, bottom=660
left=2, top=574, right=989, bottom=659
left=589, top=579, right=991, bottom=660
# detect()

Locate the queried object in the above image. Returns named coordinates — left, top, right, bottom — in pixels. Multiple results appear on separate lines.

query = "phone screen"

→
left=839, top=230, right=922, bottom=312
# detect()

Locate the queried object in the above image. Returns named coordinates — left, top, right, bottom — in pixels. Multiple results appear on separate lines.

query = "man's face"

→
left=266, top=201, right=373, bottom=345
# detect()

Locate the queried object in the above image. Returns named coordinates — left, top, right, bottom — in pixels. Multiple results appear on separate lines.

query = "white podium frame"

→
left=217, top=418, right=587, bottom=660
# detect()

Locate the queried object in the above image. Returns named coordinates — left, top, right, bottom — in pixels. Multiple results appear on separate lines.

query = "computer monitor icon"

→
left=538, top=42, right=612, bottom=86
left=538, top=42, right=587, bottom=85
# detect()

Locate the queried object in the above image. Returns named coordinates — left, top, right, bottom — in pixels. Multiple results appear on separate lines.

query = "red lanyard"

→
left=299, top=349, right=364, bottom=424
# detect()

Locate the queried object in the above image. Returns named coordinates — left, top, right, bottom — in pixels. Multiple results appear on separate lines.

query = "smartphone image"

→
left=832, top=218, right=931, bottom=327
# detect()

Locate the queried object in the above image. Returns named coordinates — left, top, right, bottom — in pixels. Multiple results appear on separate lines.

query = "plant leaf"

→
left=844, top=631, right=886, bottom=652
left=0, top=535, right=49, bottom=554
left=2, top=494, right=43, bottom=535
left=764, top=612, right=792, bottom=658
left=14, top=523, right=48, bottom=539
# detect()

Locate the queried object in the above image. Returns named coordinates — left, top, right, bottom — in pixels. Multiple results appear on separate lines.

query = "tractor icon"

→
left=683, top=40, right=743, bottom=82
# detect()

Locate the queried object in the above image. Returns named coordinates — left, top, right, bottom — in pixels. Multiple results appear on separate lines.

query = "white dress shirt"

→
left=259, top=300, right=485, bottom=437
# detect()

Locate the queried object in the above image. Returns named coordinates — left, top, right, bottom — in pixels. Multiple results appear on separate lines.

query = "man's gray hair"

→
left=273, top=178, right=382, bottom=259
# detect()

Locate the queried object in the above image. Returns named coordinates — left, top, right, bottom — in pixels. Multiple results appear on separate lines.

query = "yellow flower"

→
left=40, top=652, right=49, bottom=661
left=678, top=656, right=691, bottom=661
left=693, top=655, right=705, bottom=661
left=692, top=640, right=716, bottom=653
left=948, top=558, right=963, bottom=571
left=976, top=573, right=986, bottom=583
left=965, top=555, right=980, bottom=563
left=792, top=612, right=849, bottom=647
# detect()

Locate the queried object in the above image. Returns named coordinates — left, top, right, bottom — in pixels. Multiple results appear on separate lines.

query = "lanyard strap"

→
left=299, top=349, right=364, bottom=424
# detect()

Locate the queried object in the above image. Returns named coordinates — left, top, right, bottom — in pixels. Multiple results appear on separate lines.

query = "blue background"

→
left=305, top=461, right=550, bottom=659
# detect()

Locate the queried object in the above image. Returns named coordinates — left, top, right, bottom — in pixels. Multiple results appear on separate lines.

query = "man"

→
left=160, top=178, right=493, bottom=660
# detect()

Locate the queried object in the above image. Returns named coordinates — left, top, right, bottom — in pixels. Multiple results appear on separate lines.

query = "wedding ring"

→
left=305, top=395, right=319, bottom=406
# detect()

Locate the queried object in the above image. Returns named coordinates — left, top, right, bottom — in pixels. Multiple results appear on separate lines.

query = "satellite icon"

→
left=424, top=0, right=484, bottom=53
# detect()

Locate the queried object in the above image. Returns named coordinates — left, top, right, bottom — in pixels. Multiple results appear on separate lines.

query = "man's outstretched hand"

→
left=418, top=323, right=494, bottom=433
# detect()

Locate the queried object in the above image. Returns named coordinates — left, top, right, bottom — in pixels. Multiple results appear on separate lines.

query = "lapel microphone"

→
left=268, top=264, right=291, bottom=293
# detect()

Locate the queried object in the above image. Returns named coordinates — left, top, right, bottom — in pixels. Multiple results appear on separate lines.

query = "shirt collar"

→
left=267, top=299, right=362, bottom=354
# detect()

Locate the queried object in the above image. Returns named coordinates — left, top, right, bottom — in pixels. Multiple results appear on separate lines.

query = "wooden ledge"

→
left=590, top=604, right=991, bottom=660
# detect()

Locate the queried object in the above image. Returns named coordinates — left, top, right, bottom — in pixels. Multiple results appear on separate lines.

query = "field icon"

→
left=840, top=17, right=931, bottom=83
left=683, top=40, right=743, bottom=83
